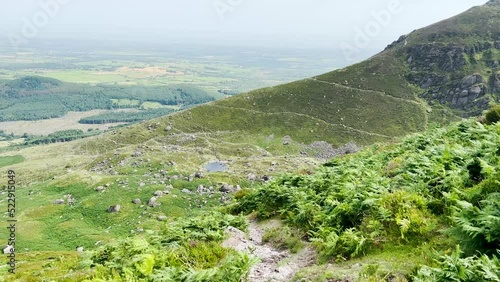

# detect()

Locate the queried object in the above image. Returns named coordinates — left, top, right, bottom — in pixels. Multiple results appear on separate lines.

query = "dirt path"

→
left=223, top=220, right=316, bottom=282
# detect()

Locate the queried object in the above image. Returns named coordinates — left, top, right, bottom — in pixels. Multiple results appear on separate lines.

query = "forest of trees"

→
left=0, top=76, right=215, bottom=122
left=23, top=129, right=99, bottom=145
left=78, top=108, right=175, bottom=124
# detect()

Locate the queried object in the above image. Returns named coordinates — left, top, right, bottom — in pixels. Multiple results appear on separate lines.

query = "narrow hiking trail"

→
left=223, top=220, right=316, bottom=282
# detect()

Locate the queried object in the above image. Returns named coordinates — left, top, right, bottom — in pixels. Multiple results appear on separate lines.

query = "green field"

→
left=0, top=155, right=24, bottom=168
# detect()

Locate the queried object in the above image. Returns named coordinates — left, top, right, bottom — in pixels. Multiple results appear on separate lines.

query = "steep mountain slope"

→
left=77, top=1, right=499, bottom=158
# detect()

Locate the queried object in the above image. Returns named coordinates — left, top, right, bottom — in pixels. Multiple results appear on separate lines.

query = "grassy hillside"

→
left=5, top=115, right=500, bottom=281
left=234, top=118, right=500, bottom=280
left=0, top=2, right=499, bottom=281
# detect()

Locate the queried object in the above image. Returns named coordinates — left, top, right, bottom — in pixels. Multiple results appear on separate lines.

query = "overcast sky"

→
left=0, top=0, right=489, bottom=50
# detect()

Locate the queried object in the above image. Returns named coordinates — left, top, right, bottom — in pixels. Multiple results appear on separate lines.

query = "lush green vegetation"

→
left=85, top=212, right=255, bottom=281
left=0, top=76, right=214, bottom=122
left=413, top=246, right=500, bottom=281
left=233, top=118, right=500, bottom=278
left=79, top=108, right=175, bottom=124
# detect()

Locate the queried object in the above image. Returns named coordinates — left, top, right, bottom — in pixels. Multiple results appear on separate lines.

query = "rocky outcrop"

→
left=405, top=41, right=499, bottom=117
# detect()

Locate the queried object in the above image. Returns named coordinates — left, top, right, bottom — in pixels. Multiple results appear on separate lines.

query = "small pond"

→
left=205, top=161, right=228, bottom=172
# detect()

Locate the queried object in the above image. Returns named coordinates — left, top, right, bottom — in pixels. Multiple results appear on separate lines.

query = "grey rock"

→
left=462, top=75, right=477, bottom=88
left=164, top=126, right=173, bottom=132
left=220, top=184, right=240, bottom=193
left=76, top=247, right=84, bottom=252
left=95, top=186, right=105, bottom=192
left=132, top=198, right=142, bottom=204
left=247, top=173, right=257, bottom=182
left=53, top=199, right=65, bottom=205
left=469, top=86, right=482, bottom=96
left=157, top=216, right=167, bottom=221
left=108, top=205, right=121, bottom=213
left=148, top=197, right=157, bottom=207
left=153, top=191, right=164, bottom=197
left=181, top=189, right=191, bottom=194
left=282, top=135, right=292, bottom=145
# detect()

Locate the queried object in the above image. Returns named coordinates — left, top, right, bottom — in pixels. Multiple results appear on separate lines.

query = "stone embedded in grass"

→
left=247, top=173, right=257, bottom=182
left=153, top=191, right=164, bottom=197
left=261, top=175, right=272, bottom=182
left=181, top=188, right=191, bottom=194
left=132, top=198, right=141, bottom=204
left=148, top=197, right=157, bottom=207
left=95, top=186, right=105, bottom=192
left=76, top=247, right=84, bottom=252
left=53, top=199, right=65, bottom=205
left=282, top=135, right=292, bottom=145
left=108, top=205, right=121, bottom=213
left=157, top=215, right=167, bottom=221
left=197, top=185, right=210, bottom=194
left=220, top=183, right=241, bottom=193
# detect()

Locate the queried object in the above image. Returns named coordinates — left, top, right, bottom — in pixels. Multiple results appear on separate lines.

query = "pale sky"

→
left=0, top=0, right=489, bottom=50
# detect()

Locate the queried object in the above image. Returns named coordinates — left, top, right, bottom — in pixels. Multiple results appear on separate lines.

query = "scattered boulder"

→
left=153, top=191, right=164, bottom=197
left=194, top=172, right=204, bottom=179
left=95, top=186, right=105, bottom=192
left=76, top=247, right=84, bottom=252
left=219, top=184, right=241, bottom=193
left=53, top=199, right=65, bottom=205
left=164, top=126, right=173, bottom=132
left=261, top=175, right=272, bottom=182
left=197, top=185, right=210, bottom=194
left=247, top=173, right=257, bottom=182
left=181, top=189, right=191, bottom=194
left=219, top=183, right=234, bottom=193
left=157, top=216, right=167, bottom=221
left=108, top=205, right=121, bottom=213
left=132, top=151, right=142, bottom=157
left=132, top=198, right=142, bottom=204
left=148, top=197, right=157, bottom=207
left=282, top=136, right=292, bottom=145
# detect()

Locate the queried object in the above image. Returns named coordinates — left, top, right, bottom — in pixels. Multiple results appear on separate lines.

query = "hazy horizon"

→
left=0, top=0, right=489, bottom=53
